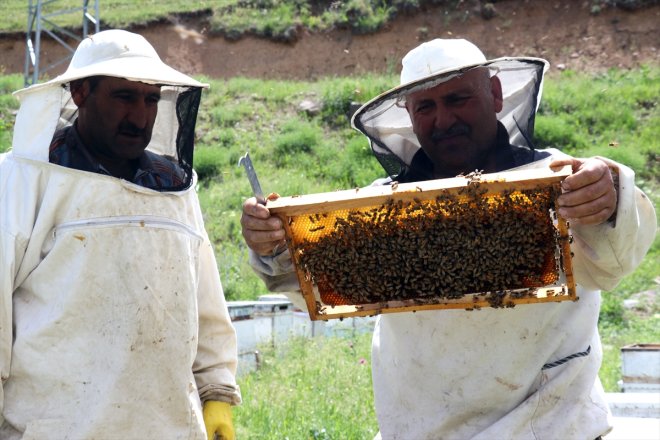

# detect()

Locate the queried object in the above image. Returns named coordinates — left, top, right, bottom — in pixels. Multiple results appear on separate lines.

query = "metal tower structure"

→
left=24, top=0, right=100, bottom=87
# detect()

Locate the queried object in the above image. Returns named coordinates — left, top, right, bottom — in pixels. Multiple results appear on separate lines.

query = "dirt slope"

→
left=1, top=0, right=658, bottom=81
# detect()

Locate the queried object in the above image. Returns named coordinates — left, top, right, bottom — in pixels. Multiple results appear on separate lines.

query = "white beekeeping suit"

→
left=351, top=38, right=658, bottom=440
left=0, top=29, right=241, bottom=439
left=248, top=39, right=657, bottom=439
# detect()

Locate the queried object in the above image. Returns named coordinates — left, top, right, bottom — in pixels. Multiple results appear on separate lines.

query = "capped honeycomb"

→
left=268, top=167, right=576, bottom=320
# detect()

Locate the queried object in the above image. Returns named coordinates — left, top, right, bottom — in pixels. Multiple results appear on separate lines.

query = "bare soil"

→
left=1, top=0, right=658, bottom=81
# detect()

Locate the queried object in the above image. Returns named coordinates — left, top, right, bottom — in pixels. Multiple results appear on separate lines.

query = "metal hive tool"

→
left=267, top=166, right=576, bottom=321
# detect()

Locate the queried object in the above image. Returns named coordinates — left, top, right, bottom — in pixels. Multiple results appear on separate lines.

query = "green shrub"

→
left=344, top=0, right=393, bottom=33
left=533, top=114, right=589, bottom=152
left=274, top=119, right=321, bottom=157
left=208, top=100, right=257, bottom=128
left=315, top=131, right=383, bottom=187
left=320, top=80, right=363, bottom=126
left=194, top=147, right=226, bottom=183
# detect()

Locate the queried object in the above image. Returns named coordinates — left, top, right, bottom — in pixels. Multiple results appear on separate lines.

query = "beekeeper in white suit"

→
left=0, top=29, right=241, bottom=439
left=240, top=38, right=656, bottom=439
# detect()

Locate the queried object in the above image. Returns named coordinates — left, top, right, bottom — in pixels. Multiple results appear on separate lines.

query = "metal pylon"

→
left=24, top=0, right=100, bottom=87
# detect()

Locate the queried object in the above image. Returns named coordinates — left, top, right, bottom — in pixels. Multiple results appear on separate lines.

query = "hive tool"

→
left=238, top=152, right=266, bottom=205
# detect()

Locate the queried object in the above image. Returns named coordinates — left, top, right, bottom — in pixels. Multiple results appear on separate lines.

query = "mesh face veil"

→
left=351, top=39, right=549, bottom=180
left=12, top=29, right=208, bottom=192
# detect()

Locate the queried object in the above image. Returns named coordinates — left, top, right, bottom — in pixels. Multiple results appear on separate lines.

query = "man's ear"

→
left=490, top=75, right=504, bottom=113
left=70, top=79, right=91, bottom=107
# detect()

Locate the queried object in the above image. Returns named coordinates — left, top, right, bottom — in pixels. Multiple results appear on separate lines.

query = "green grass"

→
left=0, top=75, right=23, bottom=153
left=600, top=305, right=660, bottom=392
left=235, top=333, right=377, bottom=439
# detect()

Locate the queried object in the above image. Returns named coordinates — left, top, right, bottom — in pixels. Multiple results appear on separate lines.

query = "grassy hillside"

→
left=2, top=0, right=473, bottom=37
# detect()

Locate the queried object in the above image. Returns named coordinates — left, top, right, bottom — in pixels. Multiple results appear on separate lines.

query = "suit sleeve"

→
left=0, top=222, right=30, bottom=424
left=247, top=248, right=310, bottom=311
left=0, top=230, right=14, bottom=425
left=569, top=158, right=657, bottom=291
left=193, top=235, right=242, bottom=405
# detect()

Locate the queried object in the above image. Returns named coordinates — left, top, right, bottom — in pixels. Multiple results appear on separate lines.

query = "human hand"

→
left=240, top=196, right=287, bottom=256
left=550, top=157, right=617, bottom=226
left=203, top=400, right=235, bottom=440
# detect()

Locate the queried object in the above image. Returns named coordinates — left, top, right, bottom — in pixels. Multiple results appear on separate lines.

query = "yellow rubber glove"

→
left=203, top=400, right=235, bottom=440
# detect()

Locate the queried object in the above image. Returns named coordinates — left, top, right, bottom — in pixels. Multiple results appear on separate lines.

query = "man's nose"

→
left=126, top=100, right=152, bottom=129
left=433, top=103, right=457, bottom=132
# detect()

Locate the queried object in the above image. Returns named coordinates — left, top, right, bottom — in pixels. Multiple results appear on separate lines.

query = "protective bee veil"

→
left=12, top=29, right=207, bottom=191
left=351, top=39, right=548, bottom=180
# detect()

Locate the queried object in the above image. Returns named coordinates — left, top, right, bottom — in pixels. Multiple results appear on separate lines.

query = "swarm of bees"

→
left=290, top=182, right=562, bottom=307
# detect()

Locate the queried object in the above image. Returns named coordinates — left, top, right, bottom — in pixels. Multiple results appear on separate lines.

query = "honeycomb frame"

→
left=267, top=166, right=576, bottom=321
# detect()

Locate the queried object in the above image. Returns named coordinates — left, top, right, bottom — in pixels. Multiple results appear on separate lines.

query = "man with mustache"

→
left=49, top=75, right=182, bottom=188
left=396, top=66, right=528, bottom=181
left=240, top=38, right=656, bottom=439
left=1, top=30, right=240, bottom=439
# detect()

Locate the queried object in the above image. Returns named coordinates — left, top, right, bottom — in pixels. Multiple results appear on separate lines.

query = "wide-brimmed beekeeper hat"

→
left=20, top=28, right=207, bottom=92
left=351, top=38, right=549, bottom=179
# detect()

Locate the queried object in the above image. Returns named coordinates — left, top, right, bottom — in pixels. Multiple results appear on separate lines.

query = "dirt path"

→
left=1, top=0, right=658, bottom=81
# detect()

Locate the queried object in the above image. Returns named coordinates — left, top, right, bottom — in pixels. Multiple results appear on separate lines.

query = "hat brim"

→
left=351, top=56, right=548, bottom=129
left=15, top=56, right=208, bottom=97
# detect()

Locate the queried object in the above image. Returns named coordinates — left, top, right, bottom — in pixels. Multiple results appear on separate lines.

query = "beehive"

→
left=267, top=166, right=576, bottom=321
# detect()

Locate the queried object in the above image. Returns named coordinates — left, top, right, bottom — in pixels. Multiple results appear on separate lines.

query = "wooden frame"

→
left=267, top=166, right=576, bottom=321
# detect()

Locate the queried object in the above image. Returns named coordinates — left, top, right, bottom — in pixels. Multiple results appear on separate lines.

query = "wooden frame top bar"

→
left=267, top=165, right=572, bottom=215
